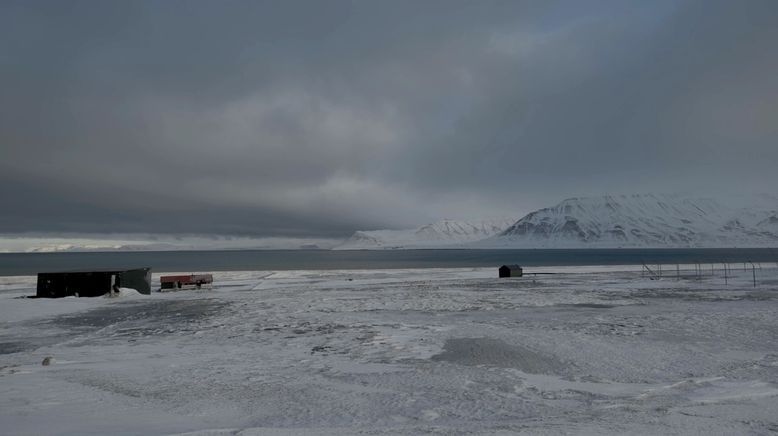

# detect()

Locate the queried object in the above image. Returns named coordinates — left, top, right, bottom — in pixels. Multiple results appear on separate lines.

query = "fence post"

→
left=643, top=263, right=658, bottom=279
left=751, top=262, right=757, bottom=288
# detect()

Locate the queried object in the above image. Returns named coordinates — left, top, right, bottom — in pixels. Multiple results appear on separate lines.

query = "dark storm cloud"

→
left=1, top=0, right=777, bottom=237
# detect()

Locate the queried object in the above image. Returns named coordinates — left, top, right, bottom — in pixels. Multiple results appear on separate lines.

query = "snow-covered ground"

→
left=1, top=266, right=777, bottom=435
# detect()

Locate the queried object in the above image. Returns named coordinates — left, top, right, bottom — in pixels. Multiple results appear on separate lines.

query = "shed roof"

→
left=38, top=267, right=150, bottom=275
left=500, top=264, right=522, bottom=269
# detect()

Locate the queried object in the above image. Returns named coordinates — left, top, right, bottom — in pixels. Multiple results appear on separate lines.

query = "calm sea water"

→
left=1, top=248, right=777, bottom=276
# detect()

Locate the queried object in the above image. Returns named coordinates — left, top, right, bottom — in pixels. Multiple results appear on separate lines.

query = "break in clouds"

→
left=1, top=0, right=777, bottom=238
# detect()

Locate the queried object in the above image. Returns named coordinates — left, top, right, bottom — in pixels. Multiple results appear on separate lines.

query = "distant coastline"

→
left=2, top=248, right=777, bottom=277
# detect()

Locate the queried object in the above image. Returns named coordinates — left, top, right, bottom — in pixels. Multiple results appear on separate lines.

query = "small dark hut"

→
left=499, top=265, right=523, bottom=278
left=36, top=268, right=152, bottom=298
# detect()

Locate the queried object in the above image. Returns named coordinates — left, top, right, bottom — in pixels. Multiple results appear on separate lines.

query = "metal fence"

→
left=641, top=260, right=777, bottom=287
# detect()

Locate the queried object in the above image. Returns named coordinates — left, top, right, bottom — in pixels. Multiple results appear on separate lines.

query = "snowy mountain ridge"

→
left=334, top=218, right=515, bottom=250
left=338, top=194, right=778, bottom=249
left=483, top=194, right=778, bottom=248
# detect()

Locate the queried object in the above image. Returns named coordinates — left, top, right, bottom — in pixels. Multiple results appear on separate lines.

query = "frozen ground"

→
left=1, top=265, right=777, bottom=435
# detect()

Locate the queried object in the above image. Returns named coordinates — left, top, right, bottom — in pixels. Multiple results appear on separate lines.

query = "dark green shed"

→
left=36, top=268, right=152, bottom=298
left=499, top=265, right=523, bottom=278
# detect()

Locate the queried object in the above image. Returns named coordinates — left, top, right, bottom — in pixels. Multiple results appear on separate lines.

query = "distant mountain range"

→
left=337, top=194, right=778, bottom=249
left=8, top=194, right=777, bottom=252
left=0, top=236, right=341, bottom=253
left=333, top=218, right=515, bottom=250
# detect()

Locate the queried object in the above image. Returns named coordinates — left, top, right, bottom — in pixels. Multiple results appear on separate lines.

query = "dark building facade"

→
left=36, top=268, right=152, bottom=298
left=499, top=265, right=523, bottom=278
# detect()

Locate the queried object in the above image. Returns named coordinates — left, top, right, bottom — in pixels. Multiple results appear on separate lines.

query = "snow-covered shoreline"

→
left=2, top=267, right=777, bottom=435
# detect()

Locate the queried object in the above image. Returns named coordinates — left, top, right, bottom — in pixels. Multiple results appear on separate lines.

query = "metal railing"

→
left=641, top=260, right=772, bottom=287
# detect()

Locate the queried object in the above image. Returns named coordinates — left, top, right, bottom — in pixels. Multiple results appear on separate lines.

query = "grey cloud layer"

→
left=1, top=0, right=776, bottom=237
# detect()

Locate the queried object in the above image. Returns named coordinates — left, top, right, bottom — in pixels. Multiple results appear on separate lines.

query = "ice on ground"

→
left=1, top=266, right=778, bottom=435
left=431, top=337, right=563, bottom=374
left=105, top=288, right=147, bottom=299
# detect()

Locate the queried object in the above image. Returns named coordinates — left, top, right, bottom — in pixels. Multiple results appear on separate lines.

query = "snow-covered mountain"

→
left=334, top=219, right=515, bottom=250
left=483, top=194, right=778, bottom=248
left=336, top=195, right=778, bottom=250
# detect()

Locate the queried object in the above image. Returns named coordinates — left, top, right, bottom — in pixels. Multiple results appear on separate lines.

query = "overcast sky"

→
left=1, top=0, right=777, bottom=238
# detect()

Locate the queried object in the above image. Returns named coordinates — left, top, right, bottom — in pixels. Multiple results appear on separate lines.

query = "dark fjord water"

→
left=1, top=248, right=777, bottom=276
